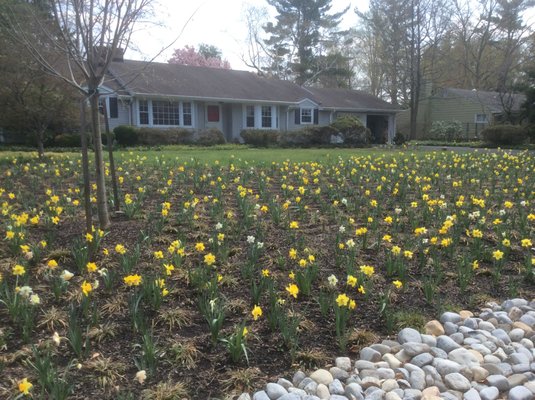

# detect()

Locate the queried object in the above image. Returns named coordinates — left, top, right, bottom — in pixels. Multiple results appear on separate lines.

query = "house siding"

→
left=398, top=96, right=492, bottom=139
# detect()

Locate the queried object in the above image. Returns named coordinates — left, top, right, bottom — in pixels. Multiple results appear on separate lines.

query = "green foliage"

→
left=240, top=129, right=279, bottom=147
left=330, top=115, right=371, bottom=146
left=53, top=134, right=81, bottom=148
left=137, top=127, right=194, bottom=146
left=429, top=121, right=464, bottom=141
left=393, top=132, right=406, bottom=146
left=113, top=125, right=139, bottom=146
left=279, top=126, right=338, bottom=147
left=481, top=124, right=528, bottom=146
left=196, top=128, right=226, bottom=146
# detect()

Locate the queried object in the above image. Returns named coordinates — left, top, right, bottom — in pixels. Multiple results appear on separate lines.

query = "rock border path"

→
left=238, top=298, right=535, bottom=400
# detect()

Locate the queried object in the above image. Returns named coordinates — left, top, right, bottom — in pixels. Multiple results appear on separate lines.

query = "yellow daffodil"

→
left=204, top=253, right=216, bottom=266
left=251, top=305, right=263, bottom=320
left=286, top=283, right=299, bottom=298
left=18, top=378, right=33, bottom=395
left=124, top=274, right=142, bottom=286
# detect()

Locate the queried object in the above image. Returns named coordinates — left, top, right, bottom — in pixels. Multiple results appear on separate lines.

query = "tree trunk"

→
left=36, top=127, right=45, bottom=158
left=89, top=90, right=111, bottom=229
left=102, top=99, right=120, bottom=212
left=80, top=99, right=92, bottom=233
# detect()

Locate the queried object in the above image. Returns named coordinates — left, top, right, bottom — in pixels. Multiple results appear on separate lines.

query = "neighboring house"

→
left=397, top=87, right=526, bottom=139
left=100, top=59, right=399, bottom=144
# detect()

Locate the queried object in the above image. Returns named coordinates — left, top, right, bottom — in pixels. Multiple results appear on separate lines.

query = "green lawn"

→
left=0, top=144, right=466, bottom=166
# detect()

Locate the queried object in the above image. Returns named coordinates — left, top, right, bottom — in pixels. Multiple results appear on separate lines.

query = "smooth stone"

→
left=486, top=375, right=510, bottom=392
left=310, top=370, right=334, bottom=385
left=361, top=376, right=381, bottom=389
left=430, top=347, right=448, bottom=359
left=412, top=353, right=434, bottom=367
left=460, top=310, right=474, bottom=319
left=277, top=394, right=302, bottom=400
left=520, top=314, right=535, bottom=327
left=463, top=388, right=481, bottom=400
left=278, top=379, right=293, bottom=390
left=520, top=339, right=534, bottom=349
left=470, top=344, right=491, bottom=356
left=482, top=363, right=504, bottom=375
left=503, top=299, right=528, bottom=311
left=304, top=381, right=319, bottom=395
left=410, top=370, right=426, bottom=391
left=293, top=371, right=307, bottom=387
left=508, top=386, right=533, bottom=400
left=525, top=381, right=535, bottom=394
left=497, top=362, right=514, bottom=376
left=395, top=349, right=412, bottom=363
left=345, top=383, right=364, bottom=400
left=479, top=386, right=500, bottom=400
left=512, top=364, right=530, bottom=373
left=403, top=343, right=432, bottom=357
left=398, top=328, right=423, bottom=344
left=479, top=321, right=496, bottom=332
left=266, top=383, right=289, bottom=400
left=372, top=344, right=393, bottom=355
left=329, top=379, right=345, bottom=395
left=377, top=368, right=396, bottom=380
left=288, top=388, right=307, bottom=396
left=385, top=392, right=402, bottom=400
left=382, top=379, right=399, bottom=392
left=484, top=355, right=501, bottom=364
left=449, top=348, right=481, bottom=368
left=434, top=359, right=463, bottom=376
left=360, top=370, right=380, bottom=379
left=444, top=322, right=459, bottom=335
left=509, top=307, right=524, bottom=321
left=404, top=389, right=423, bottom=399
left=493, top=329, right=512, bottom=345
left=254, top=391, right=271, bottom=400
left=316, top=383, right=330, bottom=399
left=336, top=357, right=352, bottom=371
left=361, top=347, right=383, bottom=362
left=422, top=386, right=440, bottom=398
left=493, top=348, right=508, bottom=361
left=397, top=379, right=411, bottom=389
left=441, top=312, right=462, bottom=324
left=421, top=335, right=437, bottom=348
left=437, top=336, right=462, bottom=353
left=425, top=320, right=445, bottom=337
left=507, top=374, right=528, bottom=388
left=382, top=354, right=402, bottom=369
left=444, top=373, right=471, bottom=392
left=509, top=353, right=530, bottom=365
left=238, top=394, right=252, bottom=400
left=299, top=378, right=316, bottom=390
left=330, top=367, right=350, bottom=381
left=356, top=360, right=377, bottom=371
left=464, top=318, right=479, bottom=330
left=497, top=315, right=513, bottom=325
left=329, top=395, right=349, bottom=400
left=367, top=389, right=386, bottom=400
left=451, top=333, right=465, bottom=345
left=513, top=322, right=534, bottom=334
left=472, top=366, right=490, bottom=381
left=441, top=391, right=462, bottom=400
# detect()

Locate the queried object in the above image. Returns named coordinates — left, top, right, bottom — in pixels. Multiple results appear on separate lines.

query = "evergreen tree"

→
left=263, top=0, right=349, bottom=85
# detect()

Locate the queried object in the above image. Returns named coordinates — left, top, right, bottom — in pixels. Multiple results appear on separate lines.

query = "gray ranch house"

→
left=102, top=59, right=399, bottom=144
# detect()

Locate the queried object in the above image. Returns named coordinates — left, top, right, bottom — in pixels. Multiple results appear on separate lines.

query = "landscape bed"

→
left=0, top=148, right=533, bottom=399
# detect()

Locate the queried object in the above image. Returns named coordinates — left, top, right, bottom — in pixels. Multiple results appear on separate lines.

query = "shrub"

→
left=329, top=116, right=371, bottom=146
left=240, top=129, right=279, bottom=147
left=429, top=121, right=464, bottom=141
left=137, top=128, right=194, bottom=146
left=113, top=125, right=138, bottom=146
left=53, top=134, right=81, bottom=147
left=481, top=124, right=528, bottom=146
left=196, top=129, right=226, bottom=146
left=278, top=127, right=317, bottom=147
left=393, top=132, right=406, bottom=146
left=101, top=131, right=115, bottom=146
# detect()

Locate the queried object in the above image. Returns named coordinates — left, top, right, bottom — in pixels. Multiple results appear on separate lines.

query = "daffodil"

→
left=204, top=253, right=216, bottom=266
left=251, top=305, right=263, bottom=320
left=124, top=274, right=142, bottom=286
left=18, top=378, right=33, bottom=395
left=286, top=283, right=299, bottom=298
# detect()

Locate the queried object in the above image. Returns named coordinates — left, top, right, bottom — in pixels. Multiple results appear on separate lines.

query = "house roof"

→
left=106, top=60, right=398, bottom=112
left=436, top=88, right=525, bottom=114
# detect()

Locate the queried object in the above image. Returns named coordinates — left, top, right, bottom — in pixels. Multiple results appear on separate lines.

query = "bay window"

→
left=138, top=99, right=193, bottom=127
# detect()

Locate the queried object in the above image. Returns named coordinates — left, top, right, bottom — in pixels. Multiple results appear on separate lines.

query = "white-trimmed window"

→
left=138, top=99, right=193, bottom=127
left=475, top=113, right=488, bottom=124
left=301, top=108, right=313, bottom=124
left=243, top=105, right=278, bottom=129
left=246, top=105, right=255, bottom=128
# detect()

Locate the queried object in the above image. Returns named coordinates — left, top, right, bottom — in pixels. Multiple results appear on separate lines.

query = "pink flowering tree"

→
left=168, top=44, right=231, bottom=69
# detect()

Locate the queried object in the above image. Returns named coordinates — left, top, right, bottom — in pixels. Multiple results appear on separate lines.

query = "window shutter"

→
left=295, top=109, right=300, bottom=125
left=109, top=97, right=118, bottom=119
left=313, top=109, right=319, bottom=125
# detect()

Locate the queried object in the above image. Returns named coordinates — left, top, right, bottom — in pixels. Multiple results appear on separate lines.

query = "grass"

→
left=0, top=144, right=422, bottom=166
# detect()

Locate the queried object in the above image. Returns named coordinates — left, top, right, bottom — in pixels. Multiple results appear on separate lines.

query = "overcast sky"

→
left=127, top=0, right=365, bottom=71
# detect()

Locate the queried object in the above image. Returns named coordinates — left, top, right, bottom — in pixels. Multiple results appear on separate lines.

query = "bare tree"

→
left=1, top=0, right=153, bottom=229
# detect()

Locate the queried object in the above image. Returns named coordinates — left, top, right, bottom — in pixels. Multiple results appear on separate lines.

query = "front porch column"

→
left=388, top=114, right=396, bottom=144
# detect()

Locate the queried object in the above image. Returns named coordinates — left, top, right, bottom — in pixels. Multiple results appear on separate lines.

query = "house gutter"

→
left=130, top=92, right=299, bottom=106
